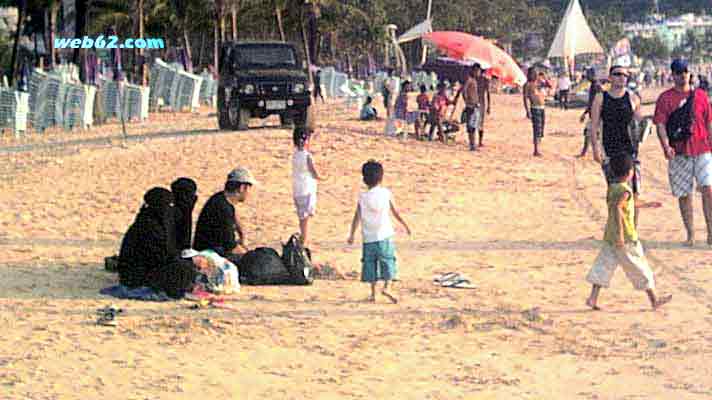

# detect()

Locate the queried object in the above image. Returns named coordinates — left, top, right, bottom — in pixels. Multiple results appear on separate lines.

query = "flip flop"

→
left=96, top=305, right=123, bottom=315
left=433, top=272, right=459, bottom=284
left=97, top=313, right=117, bottom=327
left=442, top=278, right=477, bottom=289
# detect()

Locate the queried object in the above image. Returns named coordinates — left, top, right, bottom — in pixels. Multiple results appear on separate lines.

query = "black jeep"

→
left=218, top=41, right=312, bottom=130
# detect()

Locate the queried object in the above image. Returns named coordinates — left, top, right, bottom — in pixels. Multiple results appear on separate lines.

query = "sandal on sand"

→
left=96, top=305, right=123, bottom=316
left=441, top=278, right=477, bottom=289
left=97, top=313, right=117, bottom=327
left=433, top=272, right=459, bottom=284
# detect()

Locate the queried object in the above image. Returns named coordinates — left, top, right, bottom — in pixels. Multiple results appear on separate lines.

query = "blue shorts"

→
left=361, top=239, right=398, bottom=282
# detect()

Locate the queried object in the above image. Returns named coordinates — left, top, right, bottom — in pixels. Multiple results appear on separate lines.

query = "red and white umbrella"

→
left=423, top=31, right=527, bottom=86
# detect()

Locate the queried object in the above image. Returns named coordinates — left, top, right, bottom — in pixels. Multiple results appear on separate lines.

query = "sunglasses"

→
left=673, top=70, right=689, bottom=75
left=611, top=72, right=628, bottom=77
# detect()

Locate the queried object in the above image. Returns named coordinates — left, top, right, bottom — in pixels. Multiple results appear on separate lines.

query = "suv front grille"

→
left=258, top=83, right=290, bottom=96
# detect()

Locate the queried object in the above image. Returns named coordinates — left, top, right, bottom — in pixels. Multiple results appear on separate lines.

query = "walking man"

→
left=590, top=65, right=645, bottom=228
left=578, top=68, right=604, bottom=158
left=653, top=59, right=712, bottom=246
left=523, top=67, right=547, bottom=157
left=313, top=70, right=325, bottom=103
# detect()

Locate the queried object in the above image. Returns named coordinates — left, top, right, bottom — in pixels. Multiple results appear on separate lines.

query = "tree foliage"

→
left=4, top=0, right=710, bottom=79
left=631, top=35, right=670, bottom=61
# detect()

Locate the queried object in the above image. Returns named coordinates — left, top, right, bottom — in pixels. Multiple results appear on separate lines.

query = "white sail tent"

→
left=547, top=0, right=604, bottom=60
left=396, top=19, right=433, bottom=44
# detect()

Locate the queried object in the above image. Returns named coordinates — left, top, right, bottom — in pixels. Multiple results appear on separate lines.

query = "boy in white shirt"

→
left=348, top=160, right=411, bottom=303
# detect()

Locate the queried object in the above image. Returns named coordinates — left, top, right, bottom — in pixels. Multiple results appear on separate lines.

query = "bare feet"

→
left=586, top=298, right=601, bottom=311
left=381, top=290, right=398, bottom=304
left=653, top=294, right=672, bottom=310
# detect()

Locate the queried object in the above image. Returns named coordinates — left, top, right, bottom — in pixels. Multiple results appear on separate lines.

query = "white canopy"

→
left=547, top=0, right=604, bottom=59
left=397, top=19, right=432, bottom=44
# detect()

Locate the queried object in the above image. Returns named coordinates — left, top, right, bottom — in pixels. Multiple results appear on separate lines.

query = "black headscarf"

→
left=171, top=178, right=198, bottom=251
left=119, top=187, right=177, bottom=287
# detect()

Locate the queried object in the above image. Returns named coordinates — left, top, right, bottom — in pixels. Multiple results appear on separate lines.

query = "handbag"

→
left=666, top=89, right=696, bottom=144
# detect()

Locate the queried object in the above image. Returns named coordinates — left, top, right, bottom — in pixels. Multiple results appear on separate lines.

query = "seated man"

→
left=118, top=187, right=201, bottom=298
left=360, top=96, right=378, bottom=121
left=193, top=167, right=256, bottom=265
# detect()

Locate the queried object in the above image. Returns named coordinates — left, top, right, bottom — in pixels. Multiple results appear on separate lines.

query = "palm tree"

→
left=134, top=0, right=147, bottom=84
left=73, top=0, right=89, bottom=72
left=170, top=0, right=193, bottom=71
left=213, top=0, right=225, bottom=72
left=43, top=0, right=59, bottom=69
left=275, top=0, right=286, bottom=42
left=9, top=0, right=27, bottom=85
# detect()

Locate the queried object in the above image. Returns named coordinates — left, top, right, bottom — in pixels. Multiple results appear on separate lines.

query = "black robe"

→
left=118, top=189, right=196, bottom=298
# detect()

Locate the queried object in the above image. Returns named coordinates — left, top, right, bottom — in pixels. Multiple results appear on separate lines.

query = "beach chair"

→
left=61, top=81, right=85, bottom=130
left=0, top=87, right=29, bottom=136
left=174, top=70, right=203, bottom=112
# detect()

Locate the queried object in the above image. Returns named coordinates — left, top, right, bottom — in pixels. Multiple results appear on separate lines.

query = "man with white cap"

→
left=193, top=167, right=257, bottom=264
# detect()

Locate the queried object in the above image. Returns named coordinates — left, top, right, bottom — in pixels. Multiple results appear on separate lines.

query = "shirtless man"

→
left=523, top=67, right=548, bottom=157
left=476, top=66, right=491, bottom=147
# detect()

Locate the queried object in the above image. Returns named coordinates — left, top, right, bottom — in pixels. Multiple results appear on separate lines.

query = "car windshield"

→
left=233, top=45, right=298, bottom=69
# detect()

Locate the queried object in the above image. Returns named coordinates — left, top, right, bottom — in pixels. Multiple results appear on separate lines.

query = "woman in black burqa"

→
left=118, top=187, right=198, bottom=298
left=171, top=177, right=198, bottom=251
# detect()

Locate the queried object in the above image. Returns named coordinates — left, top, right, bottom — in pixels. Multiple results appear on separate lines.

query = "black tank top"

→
left=601, top=91, right=634, bottom=157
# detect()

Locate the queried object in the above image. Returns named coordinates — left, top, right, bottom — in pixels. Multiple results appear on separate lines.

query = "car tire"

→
left=217, top=89, right=230, bottom=130
left=279, top=113, right=293, bottom=127
left=236, top=107, right=250, bottom=131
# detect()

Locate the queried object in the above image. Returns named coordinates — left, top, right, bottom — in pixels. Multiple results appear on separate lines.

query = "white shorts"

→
left=586, top=241, right=655, bottom=290
left=293, top=193, right=317, bottom=220
left=668, top=153, right=712, bottom=197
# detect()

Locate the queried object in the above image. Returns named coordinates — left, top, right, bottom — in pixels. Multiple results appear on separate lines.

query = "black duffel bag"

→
left=237, top=247, right=293, bottom=285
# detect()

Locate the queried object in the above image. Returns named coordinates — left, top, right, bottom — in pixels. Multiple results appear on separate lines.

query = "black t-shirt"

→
left=193, top=191, right=237, bottom=255
left=601, top=91, right=635, bottom=157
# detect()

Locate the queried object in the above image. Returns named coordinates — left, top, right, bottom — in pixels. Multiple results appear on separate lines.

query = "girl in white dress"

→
left=292, top=126, right=323, bottom=247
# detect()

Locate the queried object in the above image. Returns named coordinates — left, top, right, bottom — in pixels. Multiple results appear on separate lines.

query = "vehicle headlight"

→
left=242, top=84, right=255, bottom=95
left=293, top=83, right=305, bottom=94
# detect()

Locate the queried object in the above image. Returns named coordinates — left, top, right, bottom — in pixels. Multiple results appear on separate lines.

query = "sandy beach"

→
left=1, top=89, right=712, bottom=399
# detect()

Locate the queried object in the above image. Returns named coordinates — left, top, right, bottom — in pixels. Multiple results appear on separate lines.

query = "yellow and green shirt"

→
left=603, top=182, right=638, bottom=244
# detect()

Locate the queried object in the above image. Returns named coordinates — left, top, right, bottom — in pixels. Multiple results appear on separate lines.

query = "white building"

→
left=624, top=13, right=712, bottom=51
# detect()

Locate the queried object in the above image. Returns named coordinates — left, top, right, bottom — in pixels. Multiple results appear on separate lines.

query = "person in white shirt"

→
left=348, top=160, right=411, bottom=303
left=292, top=126, right=323, bottom=247
left=557, top=72, right=572, bottom=110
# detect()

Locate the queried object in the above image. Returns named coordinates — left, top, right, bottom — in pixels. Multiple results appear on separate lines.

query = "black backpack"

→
left=282, top=233, right=314, bottom=285
left=237, top=247, right=293, bottom=285
left=666, top=89, right=696, bottom=144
